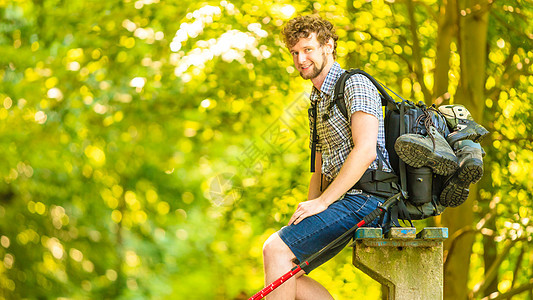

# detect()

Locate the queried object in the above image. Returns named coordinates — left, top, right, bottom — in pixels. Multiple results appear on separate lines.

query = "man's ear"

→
left=326, top=38, right=334, bottom=54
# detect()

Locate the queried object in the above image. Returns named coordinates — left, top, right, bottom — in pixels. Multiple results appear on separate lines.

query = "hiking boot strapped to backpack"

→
left=394, top=126, right=458, bottom=176
left=438, top=104, right=490, bottom=146
left=439, top=139, right=485, bottom=207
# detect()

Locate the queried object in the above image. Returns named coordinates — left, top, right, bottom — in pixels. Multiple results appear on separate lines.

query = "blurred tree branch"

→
left=480, top=278, right=533, bottom=300
left=508, top=244, right=526, bottom=299
left=469, top=238, right=527, bottom=299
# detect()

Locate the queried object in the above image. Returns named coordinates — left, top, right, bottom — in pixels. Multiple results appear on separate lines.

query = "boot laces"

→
left=414, top=104, right=447, bottom=151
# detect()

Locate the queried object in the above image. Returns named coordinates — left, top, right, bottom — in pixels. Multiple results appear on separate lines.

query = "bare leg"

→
left=296, top=276, right=334, bottom=300
left=263, top=233, right=296, bottom=300
left=263, top=232, right=333, bottom=300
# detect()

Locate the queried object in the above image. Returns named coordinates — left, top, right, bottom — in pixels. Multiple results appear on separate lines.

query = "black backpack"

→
left=310, top=69, right=449, bottom=225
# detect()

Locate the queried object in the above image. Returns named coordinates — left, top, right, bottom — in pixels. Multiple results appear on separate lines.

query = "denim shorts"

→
left=278, top=192, right=384, bottom=274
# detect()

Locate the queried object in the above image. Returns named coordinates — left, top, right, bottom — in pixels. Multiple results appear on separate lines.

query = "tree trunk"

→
left=442, top=1, right=491, bottom=299
left=443, top=198, right=476, bottom=300
left=434, top=0, right=457, bottom=105
left=454, top=0, right=490, bottom=117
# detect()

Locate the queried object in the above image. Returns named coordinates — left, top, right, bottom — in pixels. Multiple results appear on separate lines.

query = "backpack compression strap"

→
left=395, top=100, right=413, bottom=226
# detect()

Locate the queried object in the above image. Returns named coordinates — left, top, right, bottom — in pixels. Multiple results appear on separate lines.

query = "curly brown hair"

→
left=281, top=15, right=339, bottom=59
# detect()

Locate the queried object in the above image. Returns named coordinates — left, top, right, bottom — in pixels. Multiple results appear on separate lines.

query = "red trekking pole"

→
left=248, top=193, right=400, bottom=300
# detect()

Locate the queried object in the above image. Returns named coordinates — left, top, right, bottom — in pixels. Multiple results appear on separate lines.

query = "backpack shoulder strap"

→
left=333, top=71, right=354, bottom=120
left=310, top=103, right=318, bottom=173
left=333, top=69, right=396, bottom=121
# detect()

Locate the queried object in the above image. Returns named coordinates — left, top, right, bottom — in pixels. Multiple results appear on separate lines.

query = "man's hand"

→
left=288, top=198, right=329, bottom=226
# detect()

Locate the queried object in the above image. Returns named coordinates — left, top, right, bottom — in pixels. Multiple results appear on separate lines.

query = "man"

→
left=261, top=15, right=392, bottom=299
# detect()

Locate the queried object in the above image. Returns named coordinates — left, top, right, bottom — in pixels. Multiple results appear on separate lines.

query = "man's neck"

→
left=311, top=59, right=335, bottom=91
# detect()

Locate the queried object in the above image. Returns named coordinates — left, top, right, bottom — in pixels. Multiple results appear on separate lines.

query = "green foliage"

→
left=0, top=0, right=531, bottom=299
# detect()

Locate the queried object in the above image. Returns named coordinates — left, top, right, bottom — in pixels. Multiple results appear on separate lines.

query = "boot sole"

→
left=439, top=177, right=469, bottom=207
left=439, top=158, right=482, bottom=207
left=457, top=159, right=484, bottom=184
left=395, top=139, right=458, bottom=176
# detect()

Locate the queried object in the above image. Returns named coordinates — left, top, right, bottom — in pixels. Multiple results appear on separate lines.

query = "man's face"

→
left=289, top=32, right=331, bottom=80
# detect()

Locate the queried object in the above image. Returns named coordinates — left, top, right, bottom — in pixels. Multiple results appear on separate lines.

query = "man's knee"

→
left=263, top=232, right=292, bottom=260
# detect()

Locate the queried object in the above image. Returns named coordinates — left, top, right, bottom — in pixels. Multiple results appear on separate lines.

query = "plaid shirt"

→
left=309, top=62, right=391, bottom=194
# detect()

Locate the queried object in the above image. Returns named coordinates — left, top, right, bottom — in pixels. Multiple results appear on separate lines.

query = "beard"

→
left=300, top=52, right=327, bottom=80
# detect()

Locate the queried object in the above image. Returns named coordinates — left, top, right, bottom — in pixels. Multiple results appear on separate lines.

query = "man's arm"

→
left=318, top=111, right=378, bottom=205
left=289, top=111, right=378, bottom=225
left=308, top=152, right=323, bottom=200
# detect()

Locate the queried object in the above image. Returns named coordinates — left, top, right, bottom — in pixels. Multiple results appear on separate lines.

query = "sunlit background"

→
left=0, top=0, right=532, bottom=299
